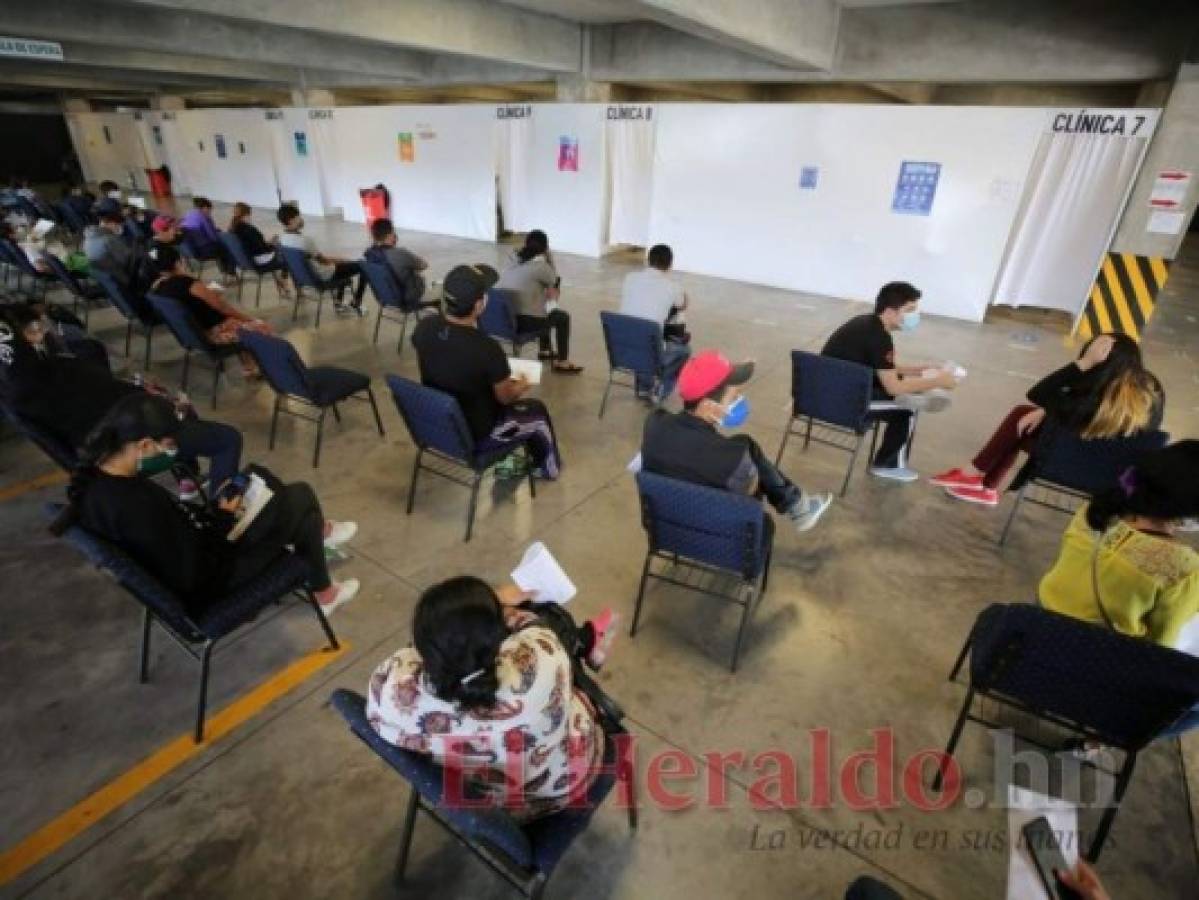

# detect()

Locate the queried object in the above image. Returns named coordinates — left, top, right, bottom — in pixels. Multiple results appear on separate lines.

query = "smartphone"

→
left=1021, top=817, right=1083, bottom=900
left=215, top=472, right=250, bottom=505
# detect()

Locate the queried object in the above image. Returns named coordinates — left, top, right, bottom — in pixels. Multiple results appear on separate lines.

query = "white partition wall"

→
left=648, top=104, right=1049, bottom=321
left=267, top=109, right=329, bottom=217
left=606, top=105, right=656, bottom=248
left=65, top=112, right=148, bottom=191
left=170, top=110, right=281, bottom=210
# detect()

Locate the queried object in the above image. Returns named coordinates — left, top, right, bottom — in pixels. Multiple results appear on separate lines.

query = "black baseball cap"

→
left=443, top=264, right=498, bottom=314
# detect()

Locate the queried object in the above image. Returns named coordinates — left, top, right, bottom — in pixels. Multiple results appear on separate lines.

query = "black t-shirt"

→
left=233, top=220, right=272, bottom=257
left=640, top=410, right=756, bottom=494
left=154, top=274, right=225, bottom=331
left=411, top=315, right=511, bottom=442
left=821, top=314, right=895, bottom=396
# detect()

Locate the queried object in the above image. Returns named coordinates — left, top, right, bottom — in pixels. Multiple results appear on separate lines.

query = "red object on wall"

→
left=146, top=167, right=172, bottom=197
left=359, top=185, right=390, bottom=229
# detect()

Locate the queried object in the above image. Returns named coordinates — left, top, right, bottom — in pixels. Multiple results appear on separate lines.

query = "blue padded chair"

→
left=2, top=403, right=79, bottom=471
left=55, top=200, right=89, bottom=239
left=775, top=351, right=878, bottom=496
left=385, top=374, right=536, bottom=542
left=359, top=258, right=440, bottom=354
left=145, top=292, right=242, bottom=408
left=632, top=471, right=774, bottom=672
left=239, top=331, right=385, bottom=468
left=219, top=231, right=282, bottom=307
left=51, top=503, right=339, bottom=743
left=480, top=288, right=546, bottom=357
left=279, top=245, right=351, bottom=328
left=91, top=268, right=161, bottom=368
left=0, top=237, right=55, bottom=300
left=934, top=603, right=1199, bottom=861
left=42, top=252, right=106, bottom=328
left=998, top=423, right=1169, bottom=545
left=178, top=231, right=224, bottom=279
left=597, top=311, right=665, bottom=418
left=330, top=686, right=635, bottom=898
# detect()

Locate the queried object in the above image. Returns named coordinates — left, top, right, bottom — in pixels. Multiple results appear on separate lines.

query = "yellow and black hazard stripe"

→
left=1077, top=252, right=1170, bottom=342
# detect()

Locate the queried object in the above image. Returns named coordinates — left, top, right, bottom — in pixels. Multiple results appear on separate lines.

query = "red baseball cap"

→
left=677, top=350, right=754, bottom=402
left=151, top=214, right=177, bottom=234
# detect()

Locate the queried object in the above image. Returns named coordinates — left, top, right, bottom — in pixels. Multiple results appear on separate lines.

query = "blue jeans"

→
left=174, top=419, right=243, bottom=491
left=635, top=339, right=691, bottom=401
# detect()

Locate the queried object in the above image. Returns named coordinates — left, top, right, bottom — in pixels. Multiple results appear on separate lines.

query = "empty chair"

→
left=933, top=603, right=1199, bottom=861
left=385, top=374, right=536, bottom=542
left=41, top=252, right=106, bottom=328
left=145, top=292, right=242, bottom=407
left=775, top=351, right=877, bottom=496
left=330, top=685, right=635, bottom=898
left=632, top=471, right=774, bottom=672
left=53, top=504, right=339, bottom=743
left=239, top=331, right=385, bottom=468
left=219, top=230, right=279, bottom=307
left=479, top=288, right=546, bottom=357
left=597, top=310, right=665, bottom=418
left=359, top=258, right=439, bottom=354
left=91, top=268, right=161, bottom=368
left=999, top=422, right=1169, bottom=544
left=279, top=245, right=350, bottom=328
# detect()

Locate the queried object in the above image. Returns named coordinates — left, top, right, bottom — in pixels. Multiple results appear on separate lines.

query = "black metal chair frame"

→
left=269, top=386, right=386, bottom=468
left=405, top=444, right=536, bottom=543
left=775, top=411, right=884, bottom=497
left=999, top=477, right=1089, bottom=546
left=597, top=325, right=664, bottom=419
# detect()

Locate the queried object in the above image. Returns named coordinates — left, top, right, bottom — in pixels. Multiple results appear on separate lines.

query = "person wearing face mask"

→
left=640, top=349, right=833, bottom=534
left=411, top=264, right=563, bottom=479
left=83, top=210, right=139, bottom=289
left=53, top=393, right=361, bottom=618
left=821, top=281, right=957, bottom=483
left=276, top=203, right=366, bottom=315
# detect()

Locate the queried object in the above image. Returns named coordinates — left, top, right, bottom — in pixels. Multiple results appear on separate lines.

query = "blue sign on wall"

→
left=891, top=160, right=941, bottom=216
left=799, top=166, right=819, bottom=190
left=215, top=134, right=227, bottom=159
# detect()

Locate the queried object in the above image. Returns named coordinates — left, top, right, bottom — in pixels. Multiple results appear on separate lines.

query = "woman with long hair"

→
left=227, top=202, right=291, bottom=299
left=367, top=576, right=618, bottom=820
left=931, top=333, right=1164, bottom=506
left=494, top=229, right=583, bottom=374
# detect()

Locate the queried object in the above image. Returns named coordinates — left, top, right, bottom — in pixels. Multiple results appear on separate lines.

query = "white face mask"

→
left=107, top=190, right=122, bottom=200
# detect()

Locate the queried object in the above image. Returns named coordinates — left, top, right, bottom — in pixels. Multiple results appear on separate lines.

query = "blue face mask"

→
left=720, top=396, right=750, bottom=429
left=899, top=311, right=921, bottom=332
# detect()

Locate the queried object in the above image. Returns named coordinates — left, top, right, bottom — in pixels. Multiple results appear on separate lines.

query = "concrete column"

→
left=1111, top=63, right=1199, bottom=259
left=62, top=98, right=91, bottom=113
left=149, top=94, right=186, bottom=111
left=291, top=88, right=337, bottom=107
left=555, top=74, right=611, bottom=102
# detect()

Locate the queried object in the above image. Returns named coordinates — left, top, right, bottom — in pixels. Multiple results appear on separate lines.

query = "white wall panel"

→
left=66, top=112, right=148, bottom=191
left=171, top=110, right=281, bottom=211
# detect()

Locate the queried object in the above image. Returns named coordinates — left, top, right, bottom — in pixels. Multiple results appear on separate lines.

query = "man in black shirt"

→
left=822, top=282, right=956, bottom=482
left=411, top=264, right=562, bottom=478
left=641, top=349, right=832, bottom=533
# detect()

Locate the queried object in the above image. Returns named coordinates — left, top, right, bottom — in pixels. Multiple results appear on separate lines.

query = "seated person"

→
left=364, top=217, right=429, bottom=309
left=495, top=229, right=582, bottom=374
left=15, top=219, right=67, bottom=274
left=61, top=184, right=94, bottom=222
left=134, top=215, right=184, bottom=294
left=228, top=202, right=290, bottom=298
left=147, top=246, right=272, bottom=378
left=1040, top=440, right=1199, bottom=737
left=821, top=282, right=957, bottom=483
left=367, top=575, right=618, bottom=820
left=0, top=304, right=242, bottom=493
left=619, top=242, right=692, bottom=400
left=123, top=203, right=153, bottom=242
left=84, top=210, right=139, bottom=288
left=932, top=333, right=1163, bottom=506
left=276, top=202, right=365, bottom=315
left=179, top=196, right=235, bottom=278
left=641, top=349, right=833, bottom=533
left=411, top=264, right=562, bottom=479
left=54, top=394, right=360, bottom=616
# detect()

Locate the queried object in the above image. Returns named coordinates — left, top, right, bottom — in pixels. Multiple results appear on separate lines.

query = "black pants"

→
left=734, top=434, right=802, bottom=513
left=174, top=418, right=243, bottom=492
left=866, top=393, right=916, bottom=468
left=331, top=262, right=365, bottom=305
left=193, top=239, right=235, bottom=276
left=517, top=309, right=571, bottom=359
left=228, top=465, right=332, bottom=592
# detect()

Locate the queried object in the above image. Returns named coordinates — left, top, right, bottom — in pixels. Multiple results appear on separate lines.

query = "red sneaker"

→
left=945, top=485, right=999, bottom=507
left=929, top=467, right=983, bottom=489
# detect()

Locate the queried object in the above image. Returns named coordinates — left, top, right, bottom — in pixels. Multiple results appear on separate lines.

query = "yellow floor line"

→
left=0, top=470, right=69, bottom=503
left=0, top=640, right=349, bottom=887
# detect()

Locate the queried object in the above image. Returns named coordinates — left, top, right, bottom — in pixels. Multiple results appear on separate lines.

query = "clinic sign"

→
left=1049, top=109, right=1155, bottom=137
left=0, top=36, right=64, bottom=61
left=607, top=105, right=653, bottom=121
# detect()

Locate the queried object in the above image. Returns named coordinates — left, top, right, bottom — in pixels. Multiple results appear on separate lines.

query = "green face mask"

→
left=136, top=443, right=177, bottom=476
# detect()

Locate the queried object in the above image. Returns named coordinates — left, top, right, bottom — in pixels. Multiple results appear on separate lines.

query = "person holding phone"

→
left=53, top=394, right=361, bottom=618
left=411, top=263, right=562, bottom=479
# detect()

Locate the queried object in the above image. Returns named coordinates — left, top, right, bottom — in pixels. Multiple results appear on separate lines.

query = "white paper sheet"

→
left=511, top=542, right=576, bottom=605
left=1006, top=785, right=1079, bottom=900
left=627, top=451, right=643, bottom=473
left=507, top=357, right=542, bottom=385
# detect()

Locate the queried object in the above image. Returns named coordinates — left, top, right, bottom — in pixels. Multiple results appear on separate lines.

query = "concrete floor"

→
left=2, top=205, right=1197, bottom=899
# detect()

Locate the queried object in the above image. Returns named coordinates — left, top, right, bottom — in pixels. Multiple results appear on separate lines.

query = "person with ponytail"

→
left=367, top=576, right=619, bottom=820
left=932, top=333, right=1164, bottom=506
left=58, top=393, right=361, bottom=618
left=494, top=229, right=583, bottom=374
left=227, top=202, right=291, bottom=299
left=1040, top=441, right=1199, bottom=736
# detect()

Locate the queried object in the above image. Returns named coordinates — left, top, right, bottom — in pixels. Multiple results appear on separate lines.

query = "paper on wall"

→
left=511, top=542, right=576, bottom=605
left=1006, top=785, right=1079, bottom=900
left=1147, top=210, right=1187, bottom=235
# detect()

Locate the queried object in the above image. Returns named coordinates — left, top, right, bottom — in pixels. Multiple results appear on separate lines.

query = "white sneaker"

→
left=870, top=466, right=920, bottom=483
left=324, top=520, right=358, bottom=548
left=786, top=491, right=833, bottom=533
left=318, top=579, right=359, bottom=615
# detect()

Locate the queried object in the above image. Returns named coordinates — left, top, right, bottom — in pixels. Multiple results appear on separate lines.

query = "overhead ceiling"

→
left=0, top=0, right=1193, bottom=106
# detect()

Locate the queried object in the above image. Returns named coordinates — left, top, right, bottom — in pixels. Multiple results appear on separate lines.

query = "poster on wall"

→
left=152, top=125, right=163, bottom=146
left=558, top=136, right=579, bottom=172
left=799, top=166, right=819, bottom=190
left=398, top=132, right=414, bottom=163
left=294, top=131, right=308, bottom=157
left=102, top=126, right=112, bottom=145
left=892, top=161, right=941, bottom=216
left=215, top=134, right=227, bottom=159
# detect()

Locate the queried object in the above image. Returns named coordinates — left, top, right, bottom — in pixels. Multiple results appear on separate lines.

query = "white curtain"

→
left=992, top=131, right=1147, bottom=314
left=494, top=117, right=533, bottom=233
left=606, top=116, right=656, bottom=247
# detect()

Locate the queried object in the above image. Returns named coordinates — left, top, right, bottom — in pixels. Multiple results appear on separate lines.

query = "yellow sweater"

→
left=1040, top=507, right=1199, bottom=647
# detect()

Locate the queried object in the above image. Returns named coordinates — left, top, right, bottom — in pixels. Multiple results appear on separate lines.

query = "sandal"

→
left=551, top=362, right=584, bottom=375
